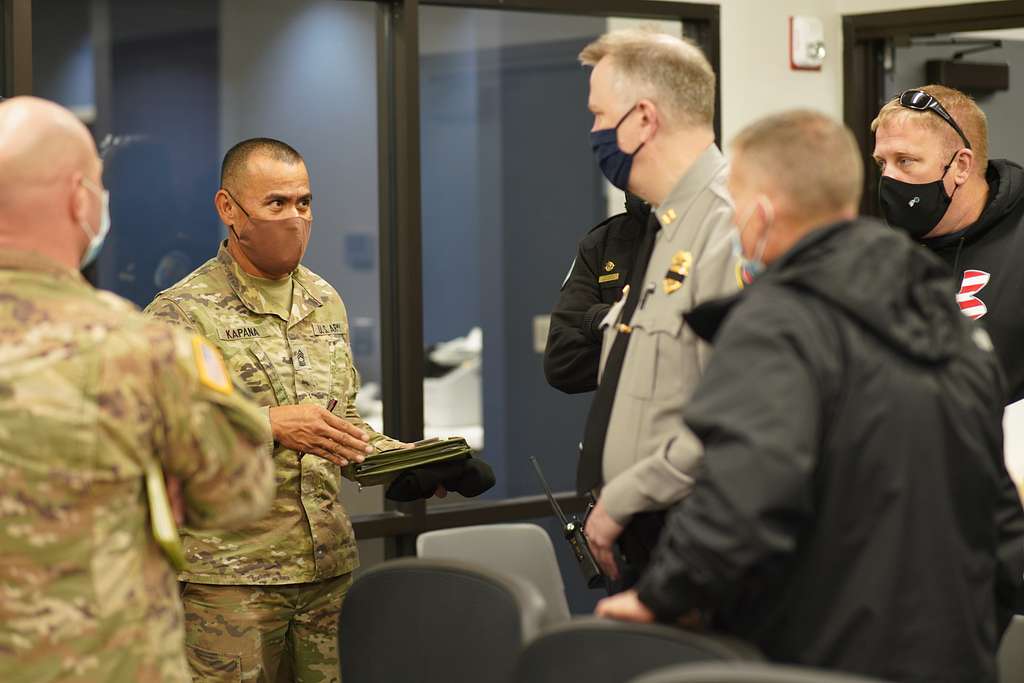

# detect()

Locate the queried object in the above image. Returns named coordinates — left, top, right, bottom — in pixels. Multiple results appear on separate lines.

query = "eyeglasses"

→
left=898, top=89, right=972, bottom=150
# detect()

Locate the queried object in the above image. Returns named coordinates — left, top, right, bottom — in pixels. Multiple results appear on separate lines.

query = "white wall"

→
left=666, top=0, right=995, bottom=145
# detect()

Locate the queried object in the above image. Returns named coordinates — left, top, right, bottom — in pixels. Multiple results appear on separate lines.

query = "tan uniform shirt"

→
left=146, top=244, right=401, bottom=585
left=0, top=251, right=274, bottom=683
left=598, top=145, right=740, bottom=523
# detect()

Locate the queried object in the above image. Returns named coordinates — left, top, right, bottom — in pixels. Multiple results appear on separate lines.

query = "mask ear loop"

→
left=941, top=149, right=965, bottom=203
left=614, top=103, right=650, bottom=157
left=78, top=177, right=104, bottom=240
left=222, top=188, right=253, bottom=242
left=751, top=196, right=774, bottom=263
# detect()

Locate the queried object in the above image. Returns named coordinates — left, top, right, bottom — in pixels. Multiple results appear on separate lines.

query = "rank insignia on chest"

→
left=292, top=346, right=311, bottom=371
left=663, top=250, right=692, bottom=294
left=604, top=260, right=615, bottom=272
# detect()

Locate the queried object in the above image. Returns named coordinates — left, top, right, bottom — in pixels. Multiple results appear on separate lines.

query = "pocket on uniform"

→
left=185, top=643, right=243, bottom=683
left=327, top=335, right=352, bottom=401
left=619, top=311, right=685, bottom=400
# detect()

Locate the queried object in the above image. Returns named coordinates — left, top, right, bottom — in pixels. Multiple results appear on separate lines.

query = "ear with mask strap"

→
left=78, top=177, right=111, bottom=269
left=589, top=104, right=650, bottom=191
left=730, top=196, right=773, bottom=282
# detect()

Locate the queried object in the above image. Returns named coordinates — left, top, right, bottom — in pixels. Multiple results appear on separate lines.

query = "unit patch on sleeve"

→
left=192, top=335, right=233, bottom=395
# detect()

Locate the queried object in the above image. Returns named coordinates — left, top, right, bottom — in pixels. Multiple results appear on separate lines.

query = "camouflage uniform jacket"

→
left=0, top=250, right=275, bottom=683
left=145, top=243, right=401, bottom=585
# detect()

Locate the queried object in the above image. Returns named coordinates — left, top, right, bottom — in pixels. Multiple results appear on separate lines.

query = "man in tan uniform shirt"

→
left=577, top=30, right=740, bottom=587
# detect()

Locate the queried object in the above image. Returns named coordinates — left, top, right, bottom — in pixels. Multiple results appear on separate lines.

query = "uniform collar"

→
left=654, top=144, right=727, bottom=242
left=0, top=249, right=89, bottom=285
left=216, top=242, right=323, bottom=325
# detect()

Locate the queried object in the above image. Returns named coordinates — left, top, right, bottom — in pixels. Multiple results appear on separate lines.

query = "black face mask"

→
left=879, top=152, right=960, bottom=240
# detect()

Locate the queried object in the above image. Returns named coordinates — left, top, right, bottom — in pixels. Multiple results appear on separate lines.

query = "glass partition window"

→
left=32, top=0, right=384, bottom=388
left=419, top=8, right=683, bottom=499
left=32, top=0, right=388, bottom=562
left=419, top=6, right=608, bottom=503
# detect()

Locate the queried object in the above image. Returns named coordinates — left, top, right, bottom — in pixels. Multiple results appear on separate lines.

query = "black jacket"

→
left=543, top=196, right=649, bottom=394
left=636, top=220, right=1024, bottom=683
left=922, top=159, right=1024, bottom=403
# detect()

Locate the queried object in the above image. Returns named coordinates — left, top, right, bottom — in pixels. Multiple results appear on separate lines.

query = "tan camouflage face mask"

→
left=225, top=190, right=311, bottom=278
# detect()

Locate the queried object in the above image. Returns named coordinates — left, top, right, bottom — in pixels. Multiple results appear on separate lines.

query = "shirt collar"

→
left=216, top=242, right=323, bottom=322
left=654, top=144, right=727, bottom=242
left=0, top=249, right=89, bottom=285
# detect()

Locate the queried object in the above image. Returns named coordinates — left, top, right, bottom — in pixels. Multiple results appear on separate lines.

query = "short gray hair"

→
left=579, top=27, right=715, bottom=128
left=731, top=109, right=863, bottom=216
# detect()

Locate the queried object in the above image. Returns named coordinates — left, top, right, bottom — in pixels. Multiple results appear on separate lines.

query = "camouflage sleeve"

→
left=341, top=356, right=403, bottom=453
left=144, top=296, right=201, bottom=334
left=149, top=325, right=275, bottom=530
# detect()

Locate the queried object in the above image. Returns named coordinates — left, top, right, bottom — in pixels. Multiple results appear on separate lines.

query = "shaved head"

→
left=221, top=138, right=304, bottom=195
left=0, top=97, right=104, bottom=268
left=0, top=96, right=97, bottom=193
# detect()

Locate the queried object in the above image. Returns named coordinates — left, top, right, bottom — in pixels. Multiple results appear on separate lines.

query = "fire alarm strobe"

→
left=790, top=16, right=826, bottom=71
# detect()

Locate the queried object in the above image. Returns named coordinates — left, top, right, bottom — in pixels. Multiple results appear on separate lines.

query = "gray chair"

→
left=631, top=662, right=895, bottom=683
left=417, top=523, right=571, bottom=626
left=511, top=617, right=762, bottom=683
left=339, top=557, right=545, bottom=683
left=1000, top=615, right=1024, bottom=683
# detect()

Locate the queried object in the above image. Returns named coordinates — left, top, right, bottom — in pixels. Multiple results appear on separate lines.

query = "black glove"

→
left=385, top=458, right=496, bottom=502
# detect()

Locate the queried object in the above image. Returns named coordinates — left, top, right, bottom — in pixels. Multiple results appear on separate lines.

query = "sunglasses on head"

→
left=898, top=89, right=972, bottom=150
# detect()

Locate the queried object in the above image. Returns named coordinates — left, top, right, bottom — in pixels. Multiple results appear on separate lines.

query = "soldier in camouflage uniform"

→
left=0, top=97, right=276, bottom=683
left=146, top=138, right=407, bottom=682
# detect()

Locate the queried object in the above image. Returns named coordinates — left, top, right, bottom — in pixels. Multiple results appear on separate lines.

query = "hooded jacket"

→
left=922, top=159, right=1024, bottom=403
left=636, top=219, right=1024, bottom=683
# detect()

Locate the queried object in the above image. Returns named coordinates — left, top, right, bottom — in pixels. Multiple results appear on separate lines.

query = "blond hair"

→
left=579, top=27, right=715, bottom=128
left=871, top=84, right=989, bottom=175
left=731, top=109, right=863, bottom=217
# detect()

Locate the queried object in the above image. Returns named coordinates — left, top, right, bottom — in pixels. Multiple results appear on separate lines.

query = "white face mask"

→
left=79, top=177, right=111, bottom=268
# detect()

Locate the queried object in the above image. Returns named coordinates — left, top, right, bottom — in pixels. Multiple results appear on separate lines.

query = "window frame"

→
left=2, top=0, right=721, bottom=554
left=1, top=0, right=31, bottom=97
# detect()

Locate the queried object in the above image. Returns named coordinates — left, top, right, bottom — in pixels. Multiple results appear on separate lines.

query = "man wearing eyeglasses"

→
left=873, top=85, right=1024, bottom=404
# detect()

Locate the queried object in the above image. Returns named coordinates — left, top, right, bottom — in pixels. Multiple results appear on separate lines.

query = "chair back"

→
left=340, top=557, right=545, bottom=683
left=512, top=616, right=762, bottom=683
left=417, top=522, right=571, bottom=625
left=631, top=662, right=897, bottom=683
